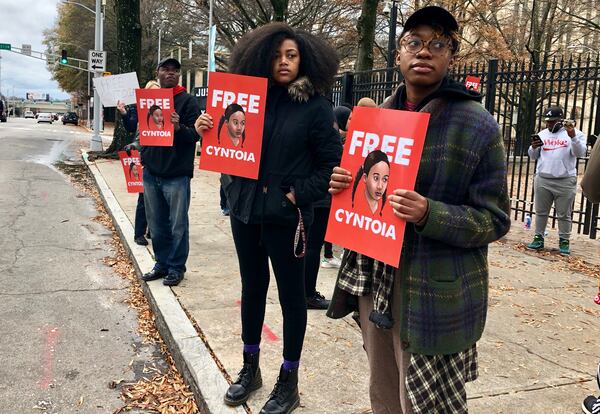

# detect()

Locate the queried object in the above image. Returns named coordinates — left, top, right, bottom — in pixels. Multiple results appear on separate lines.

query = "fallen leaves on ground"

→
left=514, top=243, right=599, bottom=280
left=61, top=161, right=199, bottom=414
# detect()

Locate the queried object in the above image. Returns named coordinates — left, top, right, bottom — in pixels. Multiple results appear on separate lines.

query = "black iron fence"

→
left=196, top=57, right=600, bottom=238
left=332, top=56, right=600, bottom=239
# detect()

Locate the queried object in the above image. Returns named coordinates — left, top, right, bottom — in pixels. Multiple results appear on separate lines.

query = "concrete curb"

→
left=82, top=152, right=245, bottom=414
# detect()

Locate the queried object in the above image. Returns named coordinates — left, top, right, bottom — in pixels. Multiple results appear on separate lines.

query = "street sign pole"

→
left=91, top=0, right=103, bottom=152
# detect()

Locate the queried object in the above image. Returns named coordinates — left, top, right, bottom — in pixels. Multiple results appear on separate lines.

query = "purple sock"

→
left=282, top=359, right=300, bottom=371
left=243, top=344, right=260, bottom=354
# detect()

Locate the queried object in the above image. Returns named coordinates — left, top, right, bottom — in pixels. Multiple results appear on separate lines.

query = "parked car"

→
left=37, top=113, right=53, bottom=124
left=62, top=112, right=79, bottom=125
left=24, top=111, right=35, bottom=119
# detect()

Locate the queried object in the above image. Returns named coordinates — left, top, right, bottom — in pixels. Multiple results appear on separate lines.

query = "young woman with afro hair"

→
left=195, top=23, right=342, bottom=414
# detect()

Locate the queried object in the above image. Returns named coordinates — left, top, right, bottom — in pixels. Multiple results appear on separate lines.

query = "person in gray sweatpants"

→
left=527, top=106, right=587, bottom=255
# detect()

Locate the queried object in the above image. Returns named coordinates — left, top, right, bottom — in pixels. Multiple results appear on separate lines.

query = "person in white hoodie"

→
left=527, top=105, right=587, bottom=254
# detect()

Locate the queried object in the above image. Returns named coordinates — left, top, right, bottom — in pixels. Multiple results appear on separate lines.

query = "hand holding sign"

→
left=329, top=166, right=353, bottom=194
left=171, top=112, right=180, bottom=131
left=388, top=189, right=429, bottom=224
left=116, top=100, right=127, bottom=115
left=194, top=113, right=214, bottom=136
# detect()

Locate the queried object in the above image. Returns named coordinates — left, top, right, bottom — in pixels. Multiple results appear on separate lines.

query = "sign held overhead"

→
left=88, top=49, right=106, bottom=72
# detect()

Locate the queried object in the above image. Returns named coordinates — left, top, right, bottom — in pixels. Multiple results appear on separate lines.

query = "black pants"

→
left=305, top=207, right=330, bottom=297
left=230, top=216, right=307, bottom=361
left=323, top=241, right=333, bottom=259
left=134, top=193, right=147, bottom=238
left=220, top=185, right=227, bottom=210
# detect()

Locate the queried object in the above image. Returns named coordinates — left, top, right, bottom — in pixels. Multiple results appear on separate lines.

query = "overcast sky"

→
left=0, top=0, right=69, bottom=100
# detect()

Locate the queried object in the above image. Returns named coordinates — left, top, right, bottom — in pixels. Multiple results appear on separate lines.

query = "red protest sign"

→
left=135, top=88, right=174, bottom=146
left=199, top=72, right=268, bottom=179
left=118, top=150, right=144, bottom=193
left=325, top=107, right=429, bottom=266
left=465, top=75, right=481, bottom=91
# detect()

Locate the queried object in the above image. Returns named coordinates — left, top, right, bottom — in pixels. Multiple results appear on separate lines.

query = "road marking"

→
left=0, top=125, right=88, bottom=135
left=38, top=326, right=60, bottom=390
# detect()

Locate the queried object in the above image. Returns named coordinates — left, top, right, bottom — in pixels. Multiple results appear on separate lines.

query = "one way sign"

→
left=88, top=50, right=106, bottom=72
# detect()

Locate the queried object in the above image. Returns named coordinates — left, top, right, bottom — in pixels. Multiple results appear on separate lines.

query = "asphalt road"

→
left=0, top=118, right=161, bottom=413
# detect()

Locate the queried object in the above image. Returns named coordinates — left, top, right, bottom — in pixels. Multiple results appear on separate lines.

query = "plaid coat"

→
left=327, top=80, right=511, bottom=356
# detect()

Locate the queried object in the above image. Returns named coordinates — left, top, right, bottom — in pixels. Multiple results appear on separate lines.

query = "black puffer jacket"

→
left=222, top=77, right=342, bottom=227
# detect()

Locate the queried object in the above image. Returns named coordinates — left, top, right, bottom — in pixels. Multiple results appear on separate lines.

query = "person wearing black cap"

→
left=527, top=105, right=586, bottom=255
left=327, top=6, right=510, bottom=413
left=122, top=57, right=200, bottom=286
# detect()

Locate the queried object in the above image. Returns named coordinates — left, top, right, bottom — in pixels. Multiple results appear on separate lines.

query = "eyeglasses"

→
left=400, top=37, right=452, bottom=56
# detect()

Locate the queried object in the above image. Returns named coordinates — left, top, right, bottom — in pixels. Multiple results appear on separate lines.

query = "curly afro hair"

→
left=228, top=22, right=339, bottom=96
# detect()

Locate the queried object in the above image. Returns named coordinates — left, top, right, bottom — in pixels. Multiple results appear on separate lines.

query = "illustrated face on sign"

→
left=226, top=111, right=246, bottom=145
left=218, top=103, right=247, bottom=147
left=352, top=150, right=390, bottom=216
left=147, top=105, right=164, bottom=129
left=130, top=163, right=140, bottom=180
left=364, top=161, right=390, bottom=204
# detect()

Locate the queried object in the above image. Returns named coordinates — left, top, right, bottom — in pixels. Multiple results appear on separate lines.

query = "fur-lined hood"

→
left=287, top=76, right=316, bottom=103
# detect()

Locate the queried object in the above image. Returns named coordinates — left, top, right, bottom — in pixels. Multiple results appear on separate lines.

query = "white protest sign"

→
left=92, top=72, right=140, bottom=107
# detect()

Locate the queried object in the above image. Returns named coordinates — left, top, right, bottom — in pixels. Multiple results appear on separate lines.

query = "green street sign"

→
left=0, top=43, right=11, bottom=50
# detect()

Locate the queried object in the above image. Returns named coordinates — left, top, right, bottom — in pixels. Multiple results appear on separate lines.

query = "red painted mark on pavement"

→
left=261, top=325, right=279, bottom=342
left=40, top=191, right=48, bottom=202
left=38, top=326, right=60, bottom=390
left=235, top=299, right=279, bottom=342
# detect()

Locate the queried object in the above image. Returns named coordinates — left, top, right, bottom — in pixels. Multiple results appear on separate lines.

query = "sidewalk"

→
left=87, top=155, right=600, bottom=413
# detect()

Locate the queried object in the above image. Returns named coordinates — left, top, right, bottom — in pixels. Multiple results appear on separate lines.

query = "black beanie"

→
left=334, top=106, right=352, bottom=131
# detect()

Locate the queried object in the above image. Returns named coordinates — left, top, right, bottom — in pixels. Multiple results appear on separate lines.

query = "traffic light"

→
left=60, top=49, right=68, bottom=64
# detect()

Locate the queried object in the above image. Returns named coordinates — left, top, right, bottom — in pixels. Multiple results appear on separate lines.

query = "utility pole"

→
left=0, top=51, right=3, bottom=101
left=187, top=40, right=192, bottom=92
left=90, top=0, right=103, bottom=151
left=158, top=19, right=167, bottom=64
left=208, top=0, right=214, bottom=74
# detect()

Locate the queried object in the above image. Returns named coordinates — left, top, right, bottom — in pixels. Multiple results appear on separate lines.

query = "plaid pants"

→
left=406, top=346, right=478, bottom=413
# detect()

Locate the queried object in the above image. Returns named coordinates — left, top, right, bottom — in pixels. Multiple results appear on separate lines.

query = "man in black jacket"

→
left=122, top=58, right=200, bottom=286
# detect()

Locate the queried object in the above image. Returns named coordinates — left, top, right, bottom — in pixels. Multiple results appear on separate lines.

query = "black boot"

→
left=224, top=351, right=262, bottom=406
left=259, top=366, right=300, bottom=414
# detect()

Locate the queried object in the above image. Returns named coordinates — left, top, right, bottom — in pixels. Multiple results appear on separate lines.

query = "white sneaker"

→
left=321, top=256, right=341, bottom=268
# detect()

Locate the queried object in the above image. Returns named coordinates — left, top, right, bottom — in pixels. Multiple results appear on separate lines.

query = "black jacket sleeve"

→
left=122, top=105, right=138, bottom=133
left=293, top=99, right=343, bottom=206
left=174, top=95, right=200, bottom=145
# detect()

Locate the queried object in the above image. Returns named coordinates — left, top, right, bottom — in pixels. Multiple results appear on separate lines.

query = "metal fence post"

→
left=341, top=71, right=354, bottom=106
left=485, top=59, right=498, bottom=115
left=591, top=204, right=599, bottom=239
